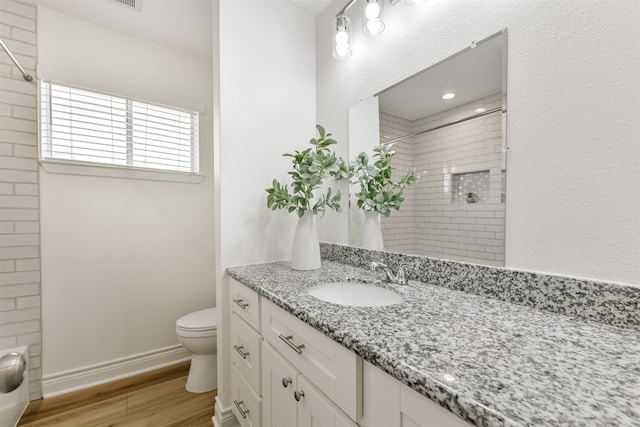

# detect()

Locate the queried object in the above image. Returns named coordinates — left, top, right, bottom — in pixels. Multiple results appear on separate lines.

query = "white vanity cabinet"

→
left=360, top=361, right=472, bottom=427
left=260, top=297, right=362, bottom=421
left=262, top=341, right=356, bottom=427
left=229, top=277, right=471, bottom=427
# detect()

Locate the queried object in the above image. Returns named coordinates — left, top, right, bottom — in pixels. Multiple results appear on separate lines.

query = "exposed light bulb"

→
left=365, top=1, right=381, bottom=19
left=442, top=93, right=456, bottom=100
left=335, top=28, right=349, bottom=44
left=366, top=19, right=384, bottom=35
left=336, top=45, right=350, bottom=57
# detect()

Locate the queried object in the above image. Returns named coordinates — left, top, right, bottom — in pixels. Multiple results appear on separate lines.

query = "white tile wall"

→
left=0, top=0, right=41, bottom=400
left=380, top=93, right=506, bottom=266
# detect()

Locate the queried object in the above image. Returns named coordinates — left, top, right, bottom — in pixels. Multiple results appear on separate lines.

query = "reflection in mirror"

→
left=349, top=30, right=507, bottom=266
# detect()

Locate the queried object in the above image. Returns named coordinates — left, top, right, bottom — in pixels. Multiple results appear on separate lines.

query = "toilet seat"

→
left=176, top=307, right=217, bottom=333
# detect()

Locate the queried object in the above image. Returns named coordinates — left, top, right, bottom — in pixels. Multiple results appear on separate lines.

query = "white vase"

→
left=361, top=210, right=384, bottom=251
left=290, top=211, right=321, bottom=270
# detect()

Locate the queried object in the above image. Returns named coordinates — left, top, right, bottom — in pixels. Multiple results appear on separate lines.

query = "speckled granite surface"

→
left=320, top=243, right=640, bottom=331
left=227, top=260, right=640, bottom=427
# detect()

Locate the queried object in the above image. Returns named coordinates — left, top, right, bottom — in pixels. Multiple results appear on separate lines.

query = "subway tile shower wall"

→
left=0, top=0, right=42, bottom=400
left=380, top=93, right=505, bottom=266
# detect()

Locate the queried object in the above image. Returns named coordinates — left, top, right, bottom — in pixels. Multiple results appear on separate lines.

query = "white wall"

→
left=215, top=0, right=317, bottom=421
left=317, top=0, right=640, bottom=286
left=37, top=6, right=215, bottom=393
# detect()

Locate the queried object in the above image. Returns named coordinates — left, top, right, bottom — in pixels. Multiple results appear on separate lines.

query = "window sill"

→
left=39, top=159, right=205, bottom=184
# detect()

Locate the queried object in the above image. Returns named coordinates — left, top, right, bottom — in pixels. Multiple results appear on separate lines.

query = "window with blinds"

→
left=40, top=81, right=199, bottom=173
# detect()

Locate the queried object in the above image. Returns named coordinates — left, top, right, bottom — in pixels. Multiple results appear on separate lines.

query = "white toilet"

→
left=176, top=307, right=217, bottom=393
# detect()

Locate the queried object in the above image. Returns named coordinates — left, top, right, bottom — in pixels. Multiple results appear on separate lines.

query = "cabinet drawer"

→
left=231, top=312, right=262, bottom=393
left=230, top=278, right=261, bottom=332
left=261, top=298, right=361, bottom=421
left=231, top=365, right=262, bottom=427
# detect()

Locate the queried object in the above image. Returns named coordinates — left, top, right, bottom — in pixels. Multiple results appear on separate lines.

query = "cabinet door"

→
left=296, top=375, right=357, bottom=427
left=360, top=361, right=400, bottom=427
left=262, top=342, right=298, bottom=427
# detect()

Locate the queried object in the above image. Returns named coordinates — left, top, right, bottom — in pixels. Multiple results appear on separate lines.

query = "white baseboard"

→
left=42, top=344, right=191, bottom=398
left=213, top=396, right=239, bottom=427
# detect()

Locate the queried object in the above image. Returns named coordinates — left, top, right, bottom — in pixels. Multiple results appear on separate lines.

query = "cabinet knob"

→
left=294, top=390, right=305, bottom=401
left=282, top=377, right=292, bottom=388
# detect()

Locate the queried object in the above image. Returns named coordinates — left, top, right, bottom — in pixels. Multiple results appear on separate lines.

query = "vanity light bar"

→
left=334, top=0, right=428, bottom=59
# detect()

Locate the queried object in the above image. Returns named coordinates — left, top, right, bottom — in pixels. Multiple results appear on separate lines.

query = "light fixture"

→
left=475, top=107, right=486, bottom=113
left=333, top=14, right=352, bottom=60
left=363, top=0, right=385, bottom=36
left=332, top=0, right=428, bottom=60
left=442, top=93, right=456, bottom=100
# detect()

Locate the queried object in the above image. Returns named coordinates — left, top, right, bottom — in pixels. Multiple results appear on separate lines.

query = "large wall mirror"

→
left=348, top=29, right=507, bottom=267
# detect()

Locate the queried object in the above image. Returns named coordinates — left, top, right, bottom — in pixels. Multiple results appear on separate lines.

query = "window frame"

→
left=38, top=80, right=203, bottom=183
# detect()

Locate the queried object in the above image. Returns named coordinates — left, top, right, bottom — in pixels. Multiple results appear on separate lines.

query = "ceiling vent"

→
left=112, top=0, right=143, bottom=11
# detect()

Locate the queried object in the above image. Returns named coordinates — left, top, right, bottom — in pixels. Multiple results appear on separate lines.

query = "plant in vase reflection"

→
left=265, top=125, right=348, bottom=270
left=266, top=125, right=348, bottom=217
left=350, top=145, right=416, bottom=217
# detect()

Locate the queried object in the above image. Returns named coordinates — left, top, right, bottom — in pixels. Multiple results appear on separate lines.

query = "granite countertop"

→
left=227, top=260, right=640, bottom=427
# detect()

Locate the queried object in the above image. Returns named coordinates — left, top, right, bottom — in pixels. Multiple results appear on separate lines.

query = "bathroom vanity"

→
left=226, top=248, right=640, bottom=427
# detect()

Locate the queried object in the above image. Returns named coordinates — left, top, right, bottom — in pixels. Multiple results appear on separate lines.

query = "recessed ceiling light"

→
left=442, top=93, right=455, bottom=100
left=475, top=108, right=486, bottom=113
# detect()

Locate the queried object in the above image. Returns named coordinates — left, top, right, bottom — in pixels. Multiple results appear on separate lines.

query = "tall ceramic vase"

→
left=291, top=211, right=321, bottom=270
left=361, top=210, right=384, bottom=251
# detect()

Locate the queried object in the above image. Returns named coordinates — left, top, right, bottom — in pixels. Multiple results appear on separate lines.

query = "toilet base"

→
left=185, top=353, right=217, bottom=393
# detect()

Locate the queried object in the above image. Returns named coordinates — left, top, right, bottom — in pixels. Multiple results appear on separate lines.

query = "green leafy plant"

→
left=266, top=125, right=349, bottom=217
left=466, top=192, right=475, bottom=199
left=350, top=145, right=416, bottom=217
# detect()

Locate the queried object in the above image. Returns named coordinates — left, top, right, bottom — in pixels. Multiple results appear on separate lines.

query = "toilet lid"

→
left=176, top=307, right=217, bottom=332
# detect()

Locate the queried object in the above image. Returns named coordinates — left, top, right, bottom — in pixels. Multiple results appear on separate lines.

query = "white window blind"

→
left=40, top=81, right=199, bottom=173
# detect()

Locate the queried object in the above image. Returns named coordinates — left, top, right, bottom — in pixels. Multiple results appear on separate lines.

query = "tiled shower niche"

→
left=452, top=171, right=490, bottom=203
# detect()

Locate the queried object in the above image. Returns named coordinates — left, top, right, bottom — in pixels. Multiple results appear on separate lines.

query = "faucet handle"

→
left=396, top=264, right=411, bottom=285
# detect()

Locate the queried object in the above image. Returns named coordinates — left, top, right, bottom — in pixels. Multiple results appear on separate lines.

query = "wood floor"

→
left=18, top=361, right=216, bottom=427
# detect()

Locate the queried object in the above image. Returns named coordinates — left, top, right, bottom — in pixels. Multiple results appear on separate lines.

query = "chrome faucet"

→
left=370, top=261, right=409, bottom=285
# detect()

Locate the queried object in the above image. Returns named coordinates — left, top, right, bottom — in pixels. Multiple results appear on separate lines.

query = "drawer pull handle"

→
left=294, top=390, right=305, bottom=401
left=279, top=334, right=305, bottom=355
left=282, top=377, right=292, bottom=388
left=234, top=400, right=249, bottom=419
left=233, top=298, right=249, bottom=309
left=233, top=345, right=249, bottom=359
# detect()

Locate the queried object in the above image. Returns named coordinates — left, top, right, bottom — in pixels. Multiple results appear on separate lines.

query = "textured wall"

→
left=316, top=0, right=640, bottom=285
left=0, top=0, right=41, bottom=400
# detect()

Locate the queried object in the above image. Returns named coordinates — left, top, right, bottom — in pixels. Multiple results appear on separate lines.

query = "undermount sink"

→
left=307, top=282, right=402, bottom=307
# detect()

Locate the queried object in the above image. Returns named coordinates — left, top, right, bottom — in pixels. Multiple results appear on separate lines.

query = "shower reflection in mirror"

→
left=349, top=30, right=507, bottom=267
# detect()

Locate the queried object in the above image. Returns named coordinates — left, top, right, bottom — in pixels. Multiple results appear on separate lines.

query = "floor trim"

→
left=42, top=344, right=190, bottom=398
left=213, top=396, right=239, bottom=427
